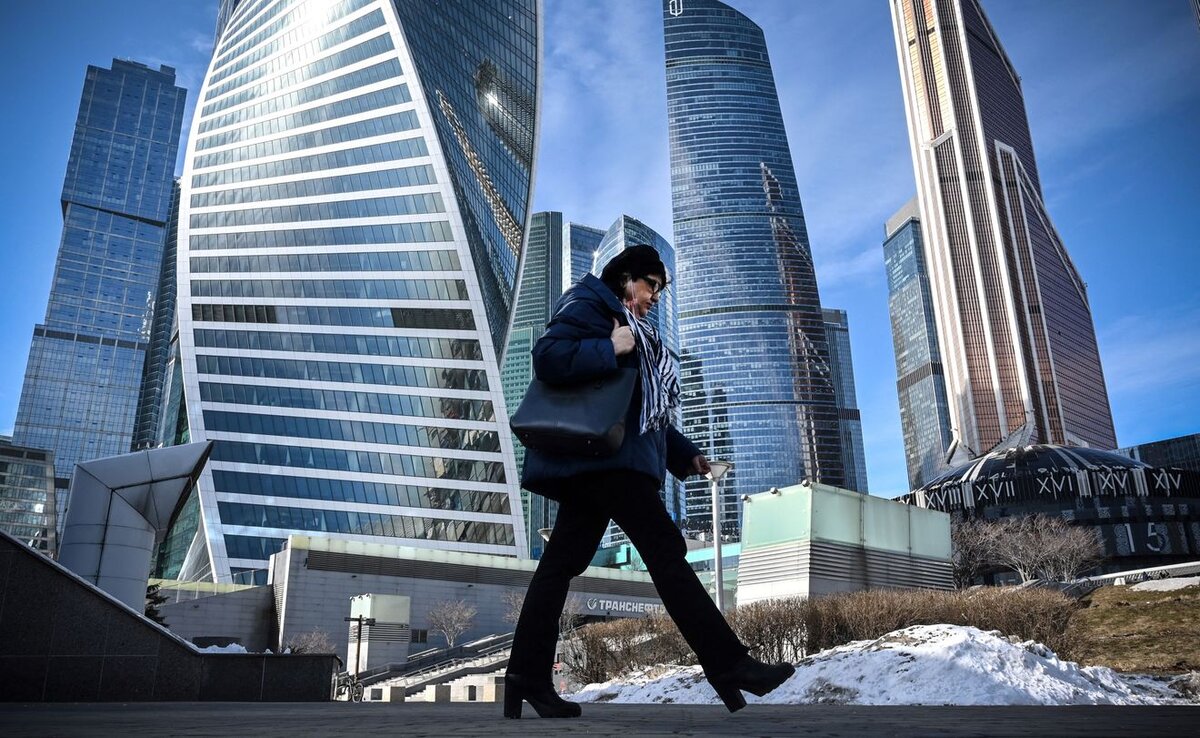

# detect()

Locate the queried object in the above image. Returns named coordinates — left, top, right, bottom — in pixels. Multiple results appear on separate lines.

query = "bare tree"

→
left=988, top=514, right=1104, bottom=583
left=501, top=590, right=525, bottom=628
left=990, top=515, right=1052, bottom=582
left=559, top=594, right=585, bottom=636
left=427, top=599, right=477, bottom=648
left=950, top=517, right=999, bottom=588
left=286, top=629, right=335, bottom=654
left=1042, top=524, right=1103, bottom=581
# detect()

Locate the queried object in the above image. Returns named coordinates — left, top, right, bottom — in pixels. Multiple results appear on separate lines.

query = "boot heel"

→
left=503, top=688, right=522, bottom=719
left=711, top=680, right=746, bottom=713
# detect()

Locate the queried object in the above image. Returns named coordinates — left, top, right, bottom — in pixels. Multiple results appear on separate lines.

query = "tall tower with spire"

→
left=890, top=0, right=1116, bottom=456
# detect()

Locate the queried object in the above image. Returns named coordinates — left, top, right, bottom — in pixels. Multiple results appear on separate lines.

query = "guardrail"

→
left=1078, top=560, right=1200, bottom=588
left=354, top=632, right=514, bottom=688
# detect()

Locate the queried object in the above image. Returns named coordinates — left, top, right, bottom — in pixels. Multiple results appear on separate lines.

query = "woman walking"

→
left=504, top=245, right=794, bottom=718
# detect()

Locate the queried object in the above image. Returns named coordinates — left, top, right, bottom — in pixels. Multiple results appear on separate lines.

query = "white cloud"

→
left=815, top=246, right=883, bottom=289
left=535, top=1, right=672, bottom=234
left=1100, top=307, right=1200, bottom=397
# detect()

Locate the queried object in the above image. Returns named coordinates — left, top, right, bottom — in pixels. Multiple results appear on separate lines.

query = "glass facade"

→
left=564, top=221, right=604, bottom=291
left=499, top=212, right=606, bottom=558
left=593, top=215, right=685, bottom=542
left=133, top=181, right=182, bottom=450
left=1116, top=433, right=1200, bottom=475
left=891, top=0, right=1116, bottom=455
left=883, top=201, right=953, bottom=491
left=664, top=0, right=845, bottom=536
left=165, top=0, right=538, bottom=581
left=0, top=439, right=58, bottom=556
left=821, top=309, right=869, bottom=493
left=12, top=60, right=187, bottom=525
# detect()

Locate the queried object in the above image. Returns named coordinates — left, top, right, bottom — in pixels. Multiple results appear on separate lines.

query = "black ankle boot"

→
left=707, top=655, right=796, bottom=713
left=503, top=674, right=582, bottom=719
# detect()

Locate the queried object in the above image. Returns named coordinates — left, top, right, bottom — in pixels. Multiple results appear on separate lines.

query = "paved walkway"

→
left=1, top=702, right=1195, bottom=737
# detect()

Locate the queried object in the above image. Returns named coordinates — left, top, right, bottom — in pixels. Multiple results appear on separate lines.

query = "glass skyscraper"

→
left=565, top=221, right=604, bottom=290
left=593, top=214, right=684, bottom=541
left=0, top=438, right=58, bottom=557
left=884, top=199, right=954, bottom=491
left=1116, top=432, right=1200, bottom=475
left=891, top=0, right=1116, bottom=456
left=821, top=309, right=868, bottom=494
left=132, top=180, right=183, bottom=451
left=12, top=60, right=187, bottom=521
left=163, top=0, right=539, bottom=582
left=594, top=215, right=680, bottom=363
left=664, top=0, right=845, bottom=535
left=501, top=212, right=604, bottom=557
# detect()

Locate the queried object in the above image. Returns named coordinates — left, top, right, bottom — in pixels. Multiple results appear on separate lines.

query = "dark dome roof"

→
left=921, top=444, right=1149, bottom=491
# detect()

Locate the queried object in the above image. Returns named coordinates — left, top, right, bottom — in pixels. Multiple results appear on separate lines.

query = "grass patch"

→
left=1064, top=584, right=1200, bottom=674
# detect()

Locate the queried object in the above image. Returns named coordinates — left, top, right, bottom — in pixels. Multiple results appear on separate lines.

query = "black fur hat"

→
left=599, top=244, right=668, bottom=297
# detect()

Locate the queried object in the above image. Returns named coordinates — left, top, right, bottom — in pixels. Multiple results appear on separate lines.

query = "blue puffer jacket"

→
left=519, top=274, right=701, bottom=498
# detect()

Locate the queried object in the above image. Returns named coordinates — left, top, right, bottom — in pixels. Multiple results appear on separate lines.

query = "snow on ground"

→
left=1130, top=576, right=1200, bottom=592
left=571, top=624, right=1191, bottom=706
left=196, top=643, right=249, bottom=653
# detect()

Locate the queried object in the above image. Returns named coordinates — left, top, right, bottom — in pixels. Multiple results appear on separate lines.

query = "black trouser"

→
left=507, top=470, right=747, bottom=683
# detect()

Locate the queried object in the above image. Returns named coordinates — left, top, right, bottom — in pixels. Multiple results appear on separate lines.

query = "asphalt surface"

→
left=0, top=702, right=1195, bottom=737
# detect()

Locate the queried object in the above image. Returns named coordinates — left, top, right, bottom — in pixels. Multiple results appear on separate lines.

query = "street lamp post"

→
left=706, top=460, right=733, bottom=611
left=344, top=614, right=376, bottom=677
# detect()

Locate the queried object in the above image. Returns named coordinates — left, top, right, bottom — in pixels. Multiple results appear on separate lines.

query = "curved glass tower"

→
left=166, top=0, right=538, bottom=582
left=664, top=0, right=844, bottom=534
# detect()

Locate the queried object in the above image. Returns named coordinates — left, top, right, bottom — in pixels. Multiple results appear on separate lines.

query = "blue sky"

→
left=0, top=1, right=1197, bottom=496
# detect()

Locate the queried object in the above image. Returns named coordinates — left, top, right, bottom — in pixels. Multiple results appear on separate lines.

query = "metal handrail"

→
left=391, top=653, right=511, bottom=698
left=356, top=632, right=514, bottom=687
left=374, top=649, right=508, bottom=689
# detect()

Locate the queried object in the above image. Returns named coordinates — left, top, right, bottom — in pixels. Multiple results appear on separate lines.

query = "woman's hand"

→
left=691, top=454, right=711, bottom=477
left=611, top=318, right=635, bottom=356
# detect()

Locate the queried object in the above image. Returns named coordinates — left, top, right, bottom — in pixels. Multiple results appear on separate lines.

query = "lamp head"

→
left=705, top=460, right=733, bottom=481
left=538, top=527, right=553, bottom=542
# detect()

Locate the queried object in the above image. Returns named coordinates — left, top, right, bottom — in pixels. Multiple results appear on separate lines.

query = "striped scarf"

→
left=621, top=306, right=680, bottom=435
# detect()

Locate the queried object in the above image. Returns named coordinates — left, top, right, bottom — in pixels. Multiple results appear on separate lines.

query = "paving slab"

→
left=0, top=702, right=1194, bottom=737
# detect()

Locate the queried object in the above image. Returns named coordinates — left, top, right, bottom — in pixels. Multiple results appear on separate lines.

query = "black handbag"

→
left=509, top=368, right=637, bottom=457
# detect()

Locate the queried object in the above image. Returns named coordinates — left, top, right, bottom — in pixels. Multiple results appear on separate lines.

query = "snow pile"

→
left=571, top=624, right=1188, bottom=706
left=1130, top=576, right=1200, bottom=592
left=196, top=643, right=249, bottom=653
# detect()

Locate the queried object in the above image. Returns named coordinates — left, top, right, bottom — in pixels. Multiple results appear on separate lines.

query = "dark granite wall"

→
left=0, top=530, right=336, bottom=701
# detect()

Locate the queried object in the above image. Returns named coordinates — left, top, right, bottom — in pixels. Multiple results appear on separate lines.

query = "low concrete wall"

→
left=160, top=585, right=276, bottom=653
left=0, top=530, right=336, bottom=701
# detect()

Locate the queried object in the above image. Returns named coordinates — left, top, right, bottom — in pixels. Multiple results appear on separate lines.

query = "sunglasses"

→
left=639, top=275, right=667, bottom=296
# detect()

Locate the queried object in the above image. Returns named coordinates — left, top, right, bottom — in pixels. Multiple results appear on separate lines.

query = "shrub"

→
left=563, top=587, right=1079, bottom=683
left=286, top=629, right=336, bottom=654
left=800, top=587, right=1078, bottom=655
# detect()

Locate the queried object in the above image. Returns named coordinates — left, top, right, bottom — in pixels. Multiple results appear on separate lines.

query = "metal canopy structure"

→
left=57, top=442, right=213, bottom=612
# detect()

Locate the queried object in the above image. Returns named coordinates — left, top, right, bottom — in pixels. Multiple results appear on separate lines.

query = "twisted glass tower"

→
left=664, top=0, right=844, bottom=534
left=12, top=60, right=186, bottom=522
left=165, top=0, right=538, bottom=582
left=891, top=0, right=1116, bottom=455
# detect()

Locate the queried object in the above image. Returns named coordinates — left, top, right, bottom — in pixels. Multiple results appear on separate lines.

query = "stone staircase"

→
left=363, top=647, right=510, bottom=702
